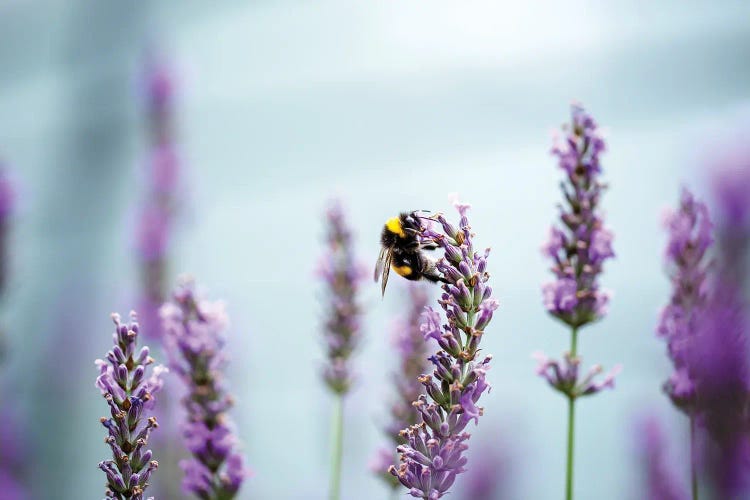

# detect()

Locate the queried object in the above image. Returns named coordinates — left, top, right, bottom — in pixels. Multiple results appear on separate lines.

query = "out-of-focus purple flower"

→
left=458, top=440, right=511, bottom=500
left=533, top=352, right=621, bottom=398
left=136, top=55, right=182, bottom=340
left=635, top=415, right=688, bottom=500
left=371, top=285, right=431, bottom=488
left=687, top=283, right=750, bottom=497
left=0, top=165, right=15, bottom=220
left=710, top=144, right=750, bottom=293
left=318, top=200, right=365, bottom=395
left=0, top=166, right=15, bottom=299
left=389, top=199, right=499, bottom=499
left=542, top=103, right=614, bottom=328
left=710, top=143, right=750, bottom=230
left=96, top=312, right=166, bottom=499
left=0, top=408, right=26, bottom=498
left=536, top=104, right=619, bottom=400
left=657, top=188, right=714, bottom=413
left=161, top=280, right=249, bottom=499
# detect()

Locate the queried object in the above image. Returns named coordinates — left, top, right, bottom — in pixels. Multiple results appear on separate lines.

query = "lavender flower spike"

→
left=657, top=188, right=713, bottom=414
left=389, top=198, right=499, bottom=499
left=137, top=55, right=182, bottom=339
left=318, top=200, right=365, bottom=500
left=161, top=280, right=248, bottom=499
left=371, top=285, right=430, bottom=488
left=537, top=104, right=618, bottom=500
left=318, top=200, right=365, bottom=395
left=96, top=312, right=166, bottom=499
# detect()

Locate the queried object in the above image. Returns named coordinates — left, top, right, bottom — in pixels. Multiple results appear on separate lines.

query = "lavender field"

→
left=1, top=2, right=749, bottom=499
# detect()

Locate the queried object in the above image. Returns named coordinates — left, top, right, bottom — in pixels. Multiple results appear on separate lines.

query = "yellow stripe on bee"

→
left=386, top=216, right=406, bottom=238
left=392, top=265, right=412, bottom=277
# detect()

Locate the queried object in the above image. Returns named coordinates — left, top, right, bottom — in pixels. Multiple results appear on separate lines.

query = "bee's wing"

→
left=374, top=247, right=386, bottom=282
left=381, top=249, right=393, bottom=297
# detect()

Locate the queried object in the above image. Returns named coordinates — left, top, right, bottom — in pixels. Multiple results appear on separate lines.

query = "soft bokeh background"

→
left=1, top=1, right=749, bottom=499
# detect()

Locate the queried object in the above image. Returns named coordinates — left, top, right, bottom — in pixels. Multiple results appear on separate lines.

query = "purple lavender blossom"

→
left=161, top=280, right=248, bottom=499
left=657, top=188, right=714, bottom=413
left=318, top=200, right=365, bottom=395
left=389, top=199, right=499, bottom=499
left=96, top=312, right=166, bottom=499
left=636, top=415, right=688, bottom=500
left=542, top=103, right=614, bottom=328
left=136, top=56, right=181, bottom=339
left=538, top=104, right=618, bottom=500
left=536, top=104, right=619, bottom=398
left=371, top=285, right=431, bottom=488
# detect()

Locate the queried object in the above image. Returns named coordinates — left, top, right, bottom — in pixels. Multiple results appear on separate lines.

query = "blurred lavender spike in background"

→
left=0, top=165, right=14, bottom=299
left=682, top=136, right=750, bottom=498
left=709, top=139, right=750, bottom=290
left=389, top=199, right=499, bottom=499
left=458, top=440, right=511, bottom=500
left=95, top=312, right=166, bottom=499
left=318, top=200, right=365, bottom=396
left=0, top=407, right=27, bottom=498
left=161, top=279, right=249, bottom=499
left=657, top=188, right=713, bottom=414
left=371, top=284, right=430, bottom=489
left=136, top=54, right=182, bottom=340
left=318, top=199, right=365, bottom=500
left=689, top=286, right=750, bottom=498
left=635, top=415, right=688, bottom=500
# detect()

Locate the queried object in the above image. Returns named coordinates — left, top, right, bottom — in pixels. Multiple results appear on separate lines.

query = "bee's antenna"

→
left=415, top=213, right=441, bottom=221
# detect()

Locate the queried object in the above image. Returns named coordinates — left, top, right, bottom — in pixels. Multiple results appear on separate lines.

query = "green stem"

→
left=565, top=326, right=579, bottom=500
left=329, top=395, right=345, bottom=500
left=690, top=416, right=698, bottom=500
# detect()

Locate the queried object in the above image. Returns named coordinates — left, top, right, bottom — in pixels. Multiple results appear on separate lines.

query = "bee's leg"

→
left=420, top=243, right=439, bottom=251
left=421, top=269, right=448, bottom=284
left=420, top=254, right=448, bottom=283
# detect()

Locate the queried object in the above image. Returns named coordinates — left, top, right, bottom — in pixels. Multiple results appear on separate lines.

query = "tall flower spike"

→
left=137, top=55, right=182, bottom=339
left=96, top=312, right=166, bottom=499
left=389, top=198, right=499, bottom=499
left=0, top=165, right=14, bottom=298
left=161, top=280, right=248, bottom=499
left=318, top=200, right=365, bottom=395
left=687, top=149, right=750, bottom=498
left=318, top=200, right=365, bottom=500
left=537, top=104, right=618, bottom=500
left=657, top=188, right=713, bottom=416
left=371, top=285, right=431, bottom=488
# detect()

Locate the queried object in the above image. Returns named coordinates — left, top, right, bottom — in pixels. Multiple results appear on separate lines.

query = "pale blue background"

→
left=0, top=1, right=749, bottom=499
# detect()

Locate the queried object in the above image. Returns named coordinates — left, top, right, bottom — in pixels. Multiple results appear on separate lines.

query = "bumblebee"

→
left=374, top=211, right=446, bottom=296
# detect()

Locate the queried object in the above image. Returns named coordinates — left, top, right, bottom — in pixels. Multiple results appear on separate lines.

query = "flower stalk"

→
left=95, top=312, right=166, bottom=499
left=317, top=200, right=364, bottom=500
left=538, top=104, right=619, bottom=500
